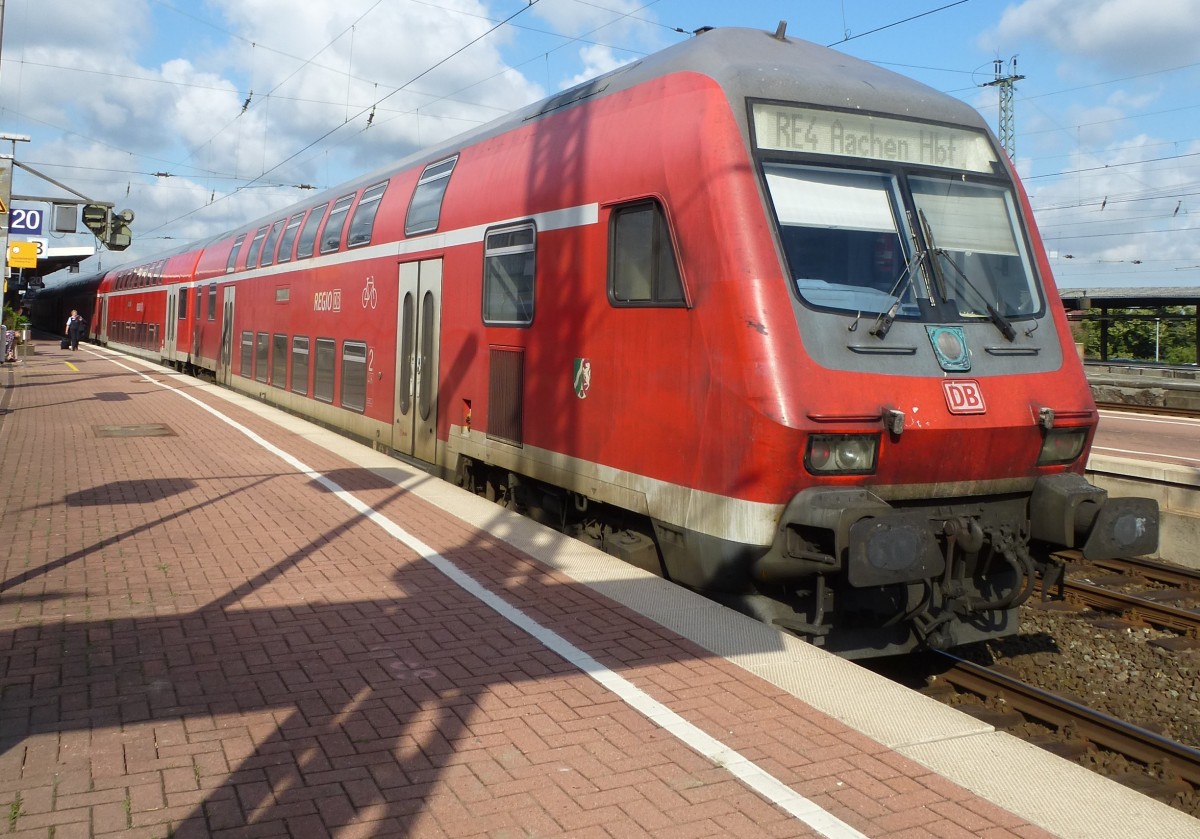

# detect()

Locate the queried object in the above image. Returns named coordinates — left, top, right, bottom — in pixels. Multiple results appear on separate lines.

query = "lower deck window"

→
left=341, top=341, right=367, bottom=412
left=291, top=337, right=310, bottom=395
left=271, top=333, right=287, bottom=388
left=255, top=332, right=269, bottom=383
left=483, top=223, right=535, bottom=325
left=314, top=338, right=336, bottom=403
left=239, top=331, right=253, bottom=378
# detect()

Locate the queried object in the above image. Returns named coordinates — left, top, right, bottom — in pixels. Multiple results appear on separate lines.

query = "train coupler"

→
left=1029, top=473, right=1158, bottom=559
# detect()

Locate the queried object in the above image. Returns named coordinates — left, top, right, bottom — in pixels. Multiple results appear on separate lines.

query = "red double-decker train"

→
left=33, top=25, right=1157, bottom=658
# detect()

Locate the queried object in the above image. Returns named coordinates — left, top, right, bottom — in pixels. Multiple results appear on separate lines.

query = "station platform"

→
left=1, top=340, right=1197, bottom=839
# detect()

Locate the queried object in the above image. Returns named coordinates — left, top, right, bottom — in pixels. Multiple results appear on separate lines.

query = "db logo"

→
left=943, top=379, right=987, bottom=414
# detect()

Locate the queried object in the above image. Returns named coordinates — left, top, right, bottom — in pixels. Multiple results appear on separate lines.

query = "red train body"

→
left=45, top=27, right=1157, bottom=657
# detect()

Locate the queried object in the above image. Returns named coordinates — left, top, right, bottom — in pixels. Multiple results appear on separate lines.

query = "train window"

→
left=313, top=338, right=336, bottom=403
left=763, top=164, right=915, bottom=316
left=245, top=226, right=269, bottom=269
left=405, top=156, right=457, bottom=236
left=255, top=332, right=269, bottom=383
left=296, top=205, right=326, bottom=259
left=908, top=177, right=1040, bottom=319
left=195, top=286, right=203, bottom=318
left=276, top=213, right=305, bottom=264
left=226, top=234, right=246, bottom=274
left=179, top=289, right=188, bottom=319
left=482, top=223, right=535, bottom=325
left=609, top=201, right=685, bottom=306
left=260, top=219, right=286, bottom=267
left=207, top=284, right=217, bottom=320
left=271, top=334, right=288, bottom=389
left=239, top=331, right=253, bottom=377
left=347, top=182, right=388, bottom=248
left=320, top=194, right=355, bottom=254
left=341, top=341, right=367, bottom=412
left=291, top=337, right=310, bottom=396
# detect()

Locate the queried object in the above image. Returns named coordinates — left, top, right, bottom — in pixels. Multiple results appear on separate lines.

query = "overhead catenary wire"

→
left=143, top=0, right=547, bottom=238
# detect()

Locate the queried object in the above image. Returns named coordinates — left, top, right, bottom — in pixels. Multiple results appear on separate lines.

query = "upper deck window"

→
left=244, top=226, right=269, bottom=269
left=259, top=219, right=286, bottom=267
left=405, top=156, right=457, bottom=236
left=226, top=234, right=246, bottom=274
left=320, top=194, right=355, bottom=254
left=276, top=213, right=305, bottom=264
left=752, top=103, right=998, bottom=174
left=297, top=204, right=326, bottom=260
left=609, top=201, right=685, bottom=306
left=347, top=182, right=388, bottom=248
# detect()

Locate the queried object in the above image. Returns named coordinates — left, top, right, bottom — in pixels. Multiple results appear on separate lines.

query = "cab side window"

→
left=609, top=200, right=685, bottom=306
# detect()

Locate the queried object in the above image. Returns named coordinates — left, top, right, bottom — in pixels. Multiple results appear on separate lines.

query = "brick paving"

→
left=0, top=341, right=1054, bottom=838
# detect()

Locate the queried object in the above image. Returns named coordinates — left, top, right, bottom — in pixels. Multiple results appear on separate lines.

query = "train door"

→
left=217, top=287, right=236, bottom=385
left=99, top=297, right=109, bottom=343
left=393, top=259, right=442, bottom=463
left=164, top=287, right=178, bottom=359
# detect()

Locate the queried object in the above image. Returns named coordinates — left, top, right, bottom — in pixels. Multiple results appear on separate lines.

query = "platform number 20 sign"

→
left=9, top=207, right=45, bottom=237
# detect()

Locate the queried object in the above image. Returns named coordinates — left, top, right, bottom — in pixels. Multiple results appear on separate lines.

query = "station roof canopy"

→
left=1059, top=287, right=1200, bottom=310
left=8, top=244, right=95, bottom=293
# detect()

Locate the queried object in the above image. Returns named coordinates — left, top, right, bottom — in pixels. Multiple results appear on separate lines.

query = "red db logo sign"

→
left=943, top=380, right=986, bottom=414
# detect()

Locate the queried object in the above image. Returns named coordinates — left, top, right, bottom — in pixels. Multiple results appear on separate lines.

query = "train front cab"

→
left=711, top=99, right=1162, bottom=657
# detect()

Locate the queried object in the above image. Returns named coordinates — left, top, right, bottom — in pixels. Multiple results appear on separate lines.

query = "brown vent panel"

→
left=487, top=346, right=524, bottom=446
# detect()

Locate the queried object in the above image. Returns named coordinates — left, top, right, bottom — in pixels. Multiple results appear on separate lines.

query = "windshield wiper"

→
left=917, top=210, right=949, bottom=301
left=867, top=211, right=931, bottom=340
left=869, top=250, right=924, bottom=339
left=918, top=209, right=1016, bottom=342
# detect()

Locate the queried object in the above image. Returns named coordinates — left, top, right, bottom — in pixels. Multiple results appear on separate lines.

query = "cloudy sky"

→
left=3, top=0, right=1199, bottom=291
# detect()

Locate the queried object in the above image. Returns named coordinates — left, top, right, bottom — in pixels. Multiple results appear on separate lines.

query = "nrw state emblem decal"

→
left=573, top=358, right=592, bottom=399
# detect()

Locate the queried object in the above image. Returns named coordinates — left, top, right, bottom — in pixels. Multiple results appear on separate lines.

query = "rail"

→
left=932, top=652, right=1200, bottom=790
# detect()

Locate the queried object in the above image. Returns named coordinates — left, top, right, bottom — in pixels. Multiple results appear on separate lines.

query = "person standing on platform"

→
left=65, top=310, right=87, bottom=351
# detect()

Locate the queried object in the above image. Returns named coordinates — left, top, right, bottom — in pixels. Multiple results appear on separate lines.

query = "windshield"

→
left=765, top=164, right=921, bottom=316
left=909, top=176, right=1038, bottom=319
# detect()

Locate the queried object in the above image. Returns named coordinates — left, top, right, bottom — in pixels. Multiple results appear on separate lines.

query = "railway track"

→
left=925, top=651, right=1200, bottom=803
left=1039, top=552, right=1200, bottom=642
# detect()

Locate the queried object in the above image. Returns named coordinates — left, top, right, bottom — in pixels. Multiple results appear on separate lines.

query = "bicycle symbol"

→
left=361, top=276, right=378, bottom=309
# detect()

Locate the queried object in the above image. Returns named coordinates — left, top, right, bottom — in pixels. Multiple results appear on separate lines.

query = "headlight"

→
left=806, top=434, right=879, bottom=475
left=1037, top=428, right=1088, bottom=466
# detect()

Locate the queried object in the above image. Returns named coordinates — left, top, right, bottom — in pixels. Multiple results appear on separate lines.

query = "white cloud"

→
left=1030, top=135, right=1200, bottom=284
left=1, top=0, right=554, bottom=266
left=560, top=44, right=636, bottom=89
left=985, top=0, right=1200, bottom=72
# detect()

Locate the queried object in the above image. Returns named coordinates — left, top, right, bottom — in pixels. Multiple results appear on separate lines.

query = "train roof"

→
left=95, top=24, right=997, bottom=266
left=223, top=25, right=994, bottom=236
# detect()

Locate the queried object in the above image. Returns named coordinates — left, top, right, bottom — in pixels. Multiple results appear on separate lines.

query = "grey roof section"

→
left=1060, top=287, right=1200, bottom=307
left=61, top=25, right=1002, bottom=284
left=348, top=26, right=994, bottom=190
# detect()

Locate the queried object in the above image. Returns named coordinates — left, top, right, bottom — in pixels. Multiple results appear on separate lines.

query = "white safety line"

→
left=1092, top=445, right=1200, bottom=465
left=105, top=356, right=869, bottom=839
left=1098, top=409, right=1200, bottom=428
